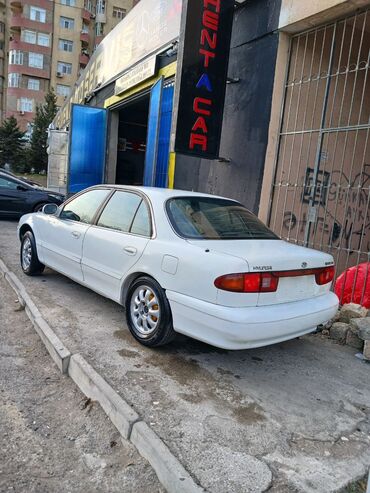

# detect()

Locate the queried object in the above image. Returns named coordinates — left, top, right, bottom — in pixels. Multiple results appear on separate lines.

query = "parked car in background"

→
left=0, top=168, right=42, bottom=187
left=17, top=186, right=338, bottom=349
left=0, top=170, right=65, bottom=217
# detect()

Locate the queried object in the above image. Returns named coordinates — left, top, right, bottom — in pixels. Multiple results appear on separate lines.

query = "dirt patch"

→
left=117, top=348, right=139, bottom=359
left=0, top=277, right=163, bottom=493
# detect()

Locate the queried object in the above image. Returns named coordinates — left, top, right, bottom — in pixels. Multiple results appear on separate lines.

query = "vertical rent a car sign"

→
left=174, top=0, right=234, bottom=159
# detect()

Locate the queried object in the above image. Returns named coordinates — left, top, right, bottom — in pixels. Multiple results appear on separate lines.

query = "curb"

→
left=0, top=259, right=205, bottom=493
left=131, top=421, right=204, bottom=493
left=68, top=354, right=139, bottom=440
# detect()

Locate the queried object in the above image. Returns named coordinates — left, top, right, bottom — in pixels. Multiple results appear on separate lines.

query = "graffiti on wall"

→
left=282, top=165, right=370, bottom=253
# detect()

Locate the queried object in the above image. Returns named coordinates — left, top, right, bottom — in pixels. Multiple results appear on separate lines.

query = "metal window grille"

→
left=268, top=8, right=370, bottom=304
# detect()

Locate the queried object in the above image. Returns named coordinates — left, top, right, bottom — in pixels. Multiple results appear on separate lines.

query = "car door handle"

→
left=123, top=246, right=137, bottom=256
left=71, top=231, right=81, bottom=239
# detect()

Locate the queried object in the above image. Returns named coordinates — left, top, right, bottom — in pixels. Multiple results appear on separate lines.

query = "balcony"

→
left=10, top=14, right=52, bottom=32
left=95, top=34, right=104, bottom=46
left=9, top=38, right=51, bottom=55
left=81, top=9, right=91, bottom=22
left=7, top=64, right=50, bottom=80
left=10, top=0, right=52, bottom=10
left=95, top=12, right=106, bottom=23
left=79, top=53, right=89, bottom=66
left=80, top=32, right=89, bottom=45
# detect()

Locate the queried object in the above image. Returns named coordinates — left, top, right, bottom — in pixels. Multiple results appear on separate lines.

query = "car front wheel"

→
left=126, top=276, right=175, bottom=347
left=20, top=231, right=45, bottom=276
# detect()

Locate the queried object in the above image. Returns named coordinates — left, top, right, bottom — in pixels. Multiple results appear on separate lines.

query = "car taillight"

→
left=315, top=266, right=335, bottom=285
left=214, top=273, right=279, bottom=293
left=215, top=266, right=335, bottom=292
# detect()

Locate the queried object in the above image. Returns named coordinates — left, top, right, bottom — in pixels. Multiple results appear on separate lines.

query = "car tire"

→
left=126, top=276, right=175, bottom=347
left=20, top=231, right=45, bottom=276
left=33, top=202, right=48, bottom=213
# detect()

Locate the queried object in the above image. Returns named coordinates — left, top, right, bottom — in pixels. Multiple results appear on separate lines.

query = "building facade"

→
left=5, top=0, right=138, bottom=133
left=50, top=0, right=370, bottom=293
left=0, top=0, right=6, bottom=122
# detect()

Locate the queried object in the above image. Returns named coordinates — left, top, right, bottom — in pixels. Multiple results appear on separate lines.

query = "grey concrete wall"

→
left=174, top=0, right=282, bottom=214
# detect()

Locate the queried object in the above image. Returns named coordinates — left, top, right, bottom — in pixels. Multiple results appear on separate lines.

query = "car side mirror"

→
left=16, top=185, right=28, bottom=191
left=42, top=203, right=58, bottom=215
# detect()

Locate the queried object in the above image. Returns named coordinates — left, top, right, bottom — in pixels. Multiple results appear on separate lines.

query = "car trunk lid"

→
left=187, top=239, right=334, bottom=305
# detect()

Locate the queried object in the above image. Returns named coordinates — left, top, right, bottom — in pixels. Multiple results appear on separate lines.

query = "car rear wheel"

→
left=20, top=231, right=45, bottom=276
left=126, top=276, right=175, bottom=347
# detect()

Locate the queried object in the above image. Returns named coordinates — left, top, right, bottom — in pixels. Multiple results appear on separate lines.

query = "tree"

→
left=28, top=89, right=58, bottom=173
left=0, top=116, right=26, bottom=171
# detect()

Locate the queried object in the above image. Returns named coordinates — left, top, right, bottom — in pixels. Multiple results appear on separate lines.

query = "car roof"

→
left=91, top=184, right=237, bottom=203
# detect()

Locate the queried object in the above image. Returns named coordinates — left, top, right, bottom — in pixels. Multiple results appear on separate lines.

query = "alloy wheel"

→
left=130, top=285, right=160, bottom=337
left=22, top=238, right=32, bottom=270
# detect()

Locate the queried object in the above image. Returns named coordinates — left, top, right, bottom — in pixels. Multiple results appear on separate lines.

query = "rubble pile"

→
left=323, top=303, right=370, bottom=361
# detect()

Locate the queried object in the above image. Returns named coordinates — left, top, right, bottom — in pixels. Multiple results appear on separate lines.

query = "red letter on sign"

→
left=201, top=29, right=217, bottom=50
left=194, top=97, right=212, bottom=116
left=192, top=117, right=208, bottom=134
left=204, top=0, right=220, bottom=13
left=199, top=48, right=216, bottom=68
left=203, top=10, right=219, bottom=31
left=189, top=133, right=208, bottom=151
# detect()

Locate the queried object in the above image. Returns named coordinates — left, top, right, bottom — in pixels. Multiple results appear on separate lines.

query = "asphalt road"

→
left=0, top=274, right=163, bottom=493
left=1, top=218, right=370, bottom=492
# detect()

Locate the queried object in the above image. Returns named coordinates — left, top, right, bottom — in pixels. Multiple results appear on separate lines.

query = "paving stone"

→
left=350, top=318, right=370, bottom=341
left=339, top=304, right=368, bottom=323
left=330, top=323, right=350, bottom=343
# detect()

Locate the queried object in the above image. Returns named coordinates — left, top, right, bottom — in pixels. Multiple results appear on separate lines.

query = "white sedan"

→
left=18, top=186, right=339, bottom=349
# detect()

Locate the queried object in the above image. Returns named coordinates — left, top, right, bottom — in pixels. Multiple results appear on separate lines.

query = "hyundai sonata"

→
left=18, top=186, right=338, bottom=349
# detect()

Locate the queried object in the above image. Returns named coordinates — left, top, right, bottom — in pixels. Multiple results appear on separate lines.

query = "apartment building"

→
left=0, top=0, right=6, bottom=122
left=5, top=0, right=138, bottom=133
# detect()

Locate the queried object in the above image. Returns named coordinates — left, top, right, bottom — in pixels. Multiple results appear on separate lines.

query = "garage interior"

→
left=115, top=94, right=150, bottom=186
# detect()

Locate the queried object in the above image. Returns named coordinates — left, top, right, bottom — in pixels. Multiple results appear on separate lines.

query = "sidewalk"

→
left=0, top=275, right=163, bottom=493
left=1, top=219, right=370, bottom=492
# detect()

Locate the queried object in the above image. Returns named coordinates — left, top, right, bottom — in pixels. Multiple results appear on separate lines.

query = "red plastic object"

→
left=334, top=262, right=370, bottom=308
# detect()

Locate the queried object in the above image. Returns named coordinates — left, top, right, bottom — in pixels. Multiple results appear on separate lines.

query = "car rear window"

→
left=166, top=197, right=278, bottom=240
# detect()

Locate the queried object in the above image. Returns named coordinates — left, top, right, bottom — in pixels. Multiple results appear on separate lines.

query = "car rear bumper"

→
left=166, top=291, right=339, bottom=350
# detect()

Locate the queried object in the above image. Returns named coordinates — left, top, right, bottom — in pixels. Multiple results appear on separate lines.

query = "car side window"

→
left=0, top=177, right=19, bottom=190
left=60, top=189, right=110, bottom=224
left=131, top=201, right=151, bottom=236
left=97, top=191, right=149, bottom=235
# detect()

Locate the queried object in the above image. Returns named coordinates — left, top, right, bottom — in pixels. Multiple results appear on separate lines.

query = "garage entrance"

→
left=115, top=95, right=150, bottom=186
left=109, top=79, right=175, bottom=189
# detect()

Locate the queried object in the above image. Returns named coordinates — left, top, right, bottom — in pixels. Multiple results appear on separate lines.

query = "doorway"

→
left=115, top=94, right=150, bottom=185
